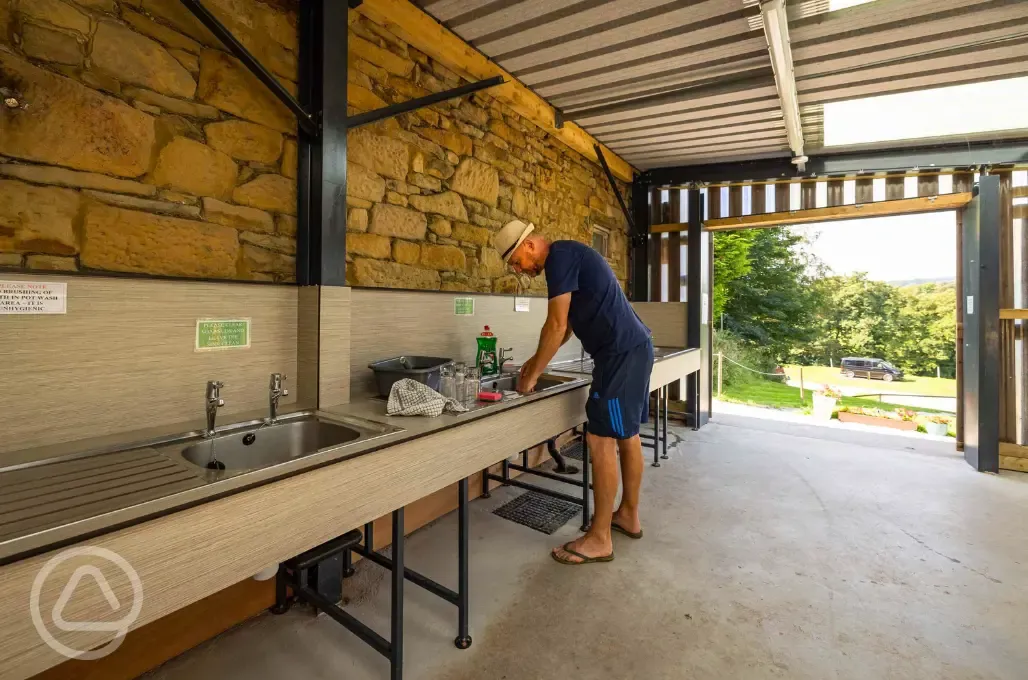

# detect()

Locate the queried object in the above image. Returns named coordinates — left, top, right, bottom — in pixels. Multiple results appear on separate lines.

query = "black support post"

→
left=686, top=189, right=703, bottom=421
left=580, top=425, right=591, bottom=532
left=390, top=508, right=404, bottom=680
left=662, top=386, right=668, bottom=459
left=651, top=389, right=661, bottom=468
left=630, top=180, right=650, bottom=301
left=316, top=0, right=349, bottom=287
left=455, top=477, right=472, bottom=649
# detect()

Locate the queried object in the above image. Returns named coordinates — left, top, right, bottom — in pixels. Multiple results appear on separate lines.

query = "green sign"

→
left=454, top=297, right=475, bottom=316
left=196, top=319, right=250, bottom=351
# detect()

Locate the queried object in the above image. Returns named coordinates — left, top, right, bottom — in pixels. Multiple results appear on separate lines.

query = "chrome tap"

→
left=204, top=381, right=224, bottom=437
left=499, top=348, right=515, bottom=373
left=268, top=373, right=288, bottom=422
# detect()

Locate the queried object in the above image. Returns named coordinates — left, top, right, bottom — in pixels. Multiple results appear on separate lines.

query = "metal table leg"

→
left=481, top=467, right=491, bottom=498
left=455, top=477, right=472, bottom=649
left=580, top=424, right=591, bottom=531
left=661, top=385, right=669, bottom=459
left=390, top=508, right=404, bottom=680
left=652, top=389, right=661, bottom=468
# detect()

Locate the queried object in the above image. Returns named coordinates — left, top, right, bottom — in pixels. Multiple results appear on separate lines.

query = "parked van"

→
left=840, top=357, right=904, bottom=382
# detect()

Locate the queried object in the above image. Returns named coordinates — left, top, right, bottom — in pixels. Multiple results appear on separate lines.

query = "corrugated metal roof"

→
left=414, top=0, right=1028, bottom=170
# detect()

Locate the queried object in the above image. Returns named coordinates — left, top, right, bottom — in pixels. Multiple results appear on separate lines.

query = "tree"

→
left=712, top=230, right=756, bottom=321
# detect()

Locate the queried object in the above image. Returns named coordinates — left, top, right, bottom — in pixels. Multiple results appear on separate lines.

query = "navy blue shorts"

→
left=586, top=339, right=654, bottom=439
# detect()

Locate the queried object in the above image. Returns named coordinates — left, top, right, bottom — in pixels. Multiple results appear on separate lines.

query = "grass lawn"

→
left=721, top=379, right=951, bottom=415
left=783, top=365, right=956, bottom=397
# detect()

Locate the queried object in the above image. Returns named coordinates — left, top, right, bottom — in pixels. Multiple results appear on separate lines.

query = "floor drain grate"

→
left=492, top=491, right=581, bottom=535
left=561, top=440, right=584, bottom=461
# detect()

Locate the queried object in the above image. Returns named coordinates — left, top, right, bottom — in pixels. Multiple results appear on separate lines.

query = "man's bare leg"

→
left=552, top=431, right=618, bottom=562
left=613, top=434, right=643, bottom=534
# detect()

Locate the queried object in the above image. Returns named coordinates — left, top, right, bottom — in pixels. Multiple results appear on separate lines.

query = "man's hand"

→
left=518, top=357, right=538, bottom=394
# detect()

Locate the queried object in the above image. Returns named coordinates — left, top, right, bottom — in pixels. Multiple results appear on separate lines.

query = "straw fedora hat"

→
left=494, top=219, right=535, bottom=263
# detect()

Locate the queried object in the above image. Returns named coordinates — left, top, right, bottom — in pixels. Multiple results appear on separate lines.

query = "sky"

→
left=792, top=212, right=957, bottom=283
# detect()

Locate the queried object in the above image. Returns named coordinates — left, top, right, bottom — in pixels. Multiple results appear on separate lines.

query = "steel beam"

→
left=349, top=76, right=505, bottom=129
left=759, top=0, right=804, bottom=169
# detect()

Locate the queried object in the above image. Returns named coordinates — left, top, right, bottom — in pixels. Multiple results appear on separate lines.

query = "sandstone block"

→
left=233, top=174, right=297, bottom=215
left=428, top=217, right=451, bottom=237
left=15, top=0, right=89, bottom=35
left=347, top=197, right=373, bottom=210
left=392, top=239, right=420, bottom=265
left=348, top=128, right=409, bottom=181
left=205, top=120, right=284, bottom=164
left=239, top=231, right=295, bottom=255
left=425, top=158, right=456, bottom=180
left=70, top=0, right=116, bottom=10
left=84, top=189, right=202, bottom=219
left=512, top=186, right=544, bottom=224
left=203, top=197, right=274, bottom=232
left=124, top=87, right=219, bottom=119
left=369, top=203, right=426, bottom=240
left=80, top=70, right=121, bottom=95
left=0, top=180, right=79, bottom=255
left=488, top=119, right=525, bottom=147
left=198, top=49, right=293, bottom=133
left=348, top=208, right=369, bottom=232
left=92, top=22, right=196, bottom=99
left=137, top=0, right=218, bottom=44
left=456, top=100, right=489, bottom=128
left=348, top=84, right=388, bottom=112
left=408, top=172, right=441, bottom=192
left=352, top=258, right=439, bottom=290
left=159, top=190, right=198, bottom=205
left=135, top=101, right=162, bottom=116
left=122, top=8, right=203, bottom=53
left=0, top=53, right=155, bottom=177
left=452, top=222, right=491, bottom=246
left=477, top=247, right=505, bottom=278
left=281, top=139, right=297, bottom=179
left=408, top=191, right=468, bottom=221
left=25, top=255, right=77, bottom=271
left=242, top=244, right=294, bottom=281
left=420, top=244, right=465, bottom=272
left=353, top=58, right=388, bottom=83
left=21, top=22, right=83, bottom=66
left=0, top=254, right=23, bottom=267
left=81, top=204, right=238, bottom=278
left=385, top=191, right=407, bottom=206
left=169, top=49, right=201, bottom=75
left=152, top=137, right=237, bottom=200
left=347, top=163, right=386, bottom=203
left=349, top=36, right=414, bottom=77
left=277, top=214, right=297, bottom=236
left=450, top=158, right=498, bottom=207
left=0, top=163, right=157, bottom=196
left=348, top=232, right=391, bottom=259
left=419, top=128, right=473, bottom=157
left=493, top=274, right=520, bottom=294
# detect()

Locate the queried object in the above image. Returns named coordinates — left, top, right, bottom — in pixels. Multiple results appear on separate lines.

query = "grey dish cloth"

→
left=386, top=378, right=469, bottom=417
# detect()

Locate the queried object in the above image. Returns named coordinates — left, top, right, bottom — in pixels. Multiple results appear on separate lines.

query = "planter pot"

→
left=838, top=411, right=918, bottom=431
left=812, top=395, right=837, bottom=420
left=925, top=421, right=949, bottom=437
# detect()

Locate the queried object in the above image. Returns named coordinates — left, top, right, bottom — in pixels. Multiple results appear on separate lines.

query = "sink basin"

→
left=179, top=416, right=362, bottom=471
left=479, top=373, right=568, bottom=393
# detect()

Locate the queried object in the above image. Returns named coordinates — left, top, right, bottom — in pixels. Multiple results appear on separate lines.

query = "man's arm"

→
left=519, top=293, right=571, bottom=393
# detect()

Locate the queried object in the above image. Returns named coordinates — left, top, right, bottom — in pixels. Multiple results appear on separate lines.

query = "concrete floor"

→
left=147, top=414, right=1028, bottom=680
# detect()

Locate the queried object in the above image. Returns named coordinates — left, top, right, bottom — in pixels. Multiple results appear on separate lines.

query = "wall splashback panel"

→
left=0, top=275, right=299, bottom=456
left=632, top=302, right=688, bottom=348
left=349, top=290, right=583, bottom=397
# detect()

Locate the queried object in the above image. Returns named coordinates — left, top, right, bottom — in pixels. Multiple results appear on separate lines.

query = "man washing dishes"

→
left=494, top=219, right=653, bottom=565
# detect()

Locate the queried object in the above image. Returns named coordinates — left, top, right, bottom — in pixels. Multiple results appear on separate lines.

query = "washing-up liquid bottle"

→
left=476, top=326, right=499, bottom=376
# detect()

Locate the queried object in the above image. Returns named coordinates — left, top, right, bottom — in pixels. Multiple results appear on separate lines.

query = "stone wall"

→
left=0, top=1, right=631, bottom=289
left=343, top=12, right=631, bottom=294
left=0, top=0, right=299, bottom=281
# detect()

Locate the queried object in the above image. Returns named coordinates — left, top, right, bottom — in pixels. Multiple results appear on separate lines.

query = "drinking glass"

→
left=463, top=366, right=480, bottom=405
left=439, top=363, right=455, bottom=400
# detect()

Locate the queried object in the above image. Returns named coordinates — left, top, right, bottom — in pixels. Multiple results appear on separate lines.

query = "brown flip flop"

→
left=611, top=520, right=643, bottom=540
left=551, top=542, right=614, bottom=565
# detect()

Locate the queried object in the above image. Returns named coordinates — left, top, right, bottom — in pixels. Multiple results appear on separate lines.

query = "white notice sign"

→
left=966, top=295, right=974, bottom=315
left=0, top=281, right=67, bottom=315
left=514, top=296, right=530, bottom=312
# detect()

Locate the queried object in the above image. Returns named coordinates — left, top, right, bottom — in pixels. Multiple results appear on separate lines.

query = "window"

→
left=591, top=226, right=609, bottom=258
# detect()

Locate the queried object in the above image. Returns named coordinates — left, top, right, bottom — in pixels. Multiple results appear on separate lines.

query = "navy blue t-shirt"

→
left=544, top=240, right=651, bottom=359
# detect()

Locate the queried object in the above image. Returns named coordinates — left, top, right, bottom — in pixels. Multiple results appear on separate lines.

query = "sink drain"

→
left=206, top=459, right=226, bottom=470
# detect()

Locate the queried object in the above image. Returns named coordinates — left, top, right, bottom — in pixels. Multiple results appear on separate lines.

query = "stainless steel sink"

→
left=169, top=412, right=401, bottom=473
left=479, top=373, right=569, bottom=393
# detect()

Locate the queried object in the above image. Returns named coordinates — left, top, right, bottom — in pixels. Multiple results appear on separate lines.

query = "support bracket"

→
left=594, top=144, right=634, bottom=232
left=349, top=76, right=505, bottom=129
left=177, top=0, right=318, bottom=137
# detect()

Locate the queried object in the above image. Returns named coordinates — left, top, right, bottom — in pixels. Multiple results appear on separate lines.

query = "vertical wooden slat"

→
left=751, top=184, right=766, bottom=215
left=885, top=173, right=906, bottom=200
left=801, top=181, right=816, bottom=210
left=955, top=206, right=964, bottom=450
left=729, top=185, right=743, bottom=217
left=649, top=187, right=661, bottom=225
left=827, top=179, right=844, bottom=207
left=918, top=171, right=940, bottom=197
left=775, top=182, right=790, bottom=212
left=708, top=185, right=722, bottom=220
left=997, top=171, right=1016, bottom=443
left=855, top=177, right=874, bottom=203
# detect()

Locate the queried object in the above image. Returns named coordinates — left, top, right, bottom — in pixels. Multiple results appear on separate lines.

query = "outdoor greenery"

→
left=782, top=365, right=956, bottom=397
left=714, top=227, right=957, bottom=379
left=720, top=380, right=950, bottom=417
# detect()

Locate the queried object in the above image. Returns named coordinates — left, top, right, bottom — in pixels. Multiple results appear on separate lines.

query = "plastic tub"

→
left=368, top=356, right=452, bottom=398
